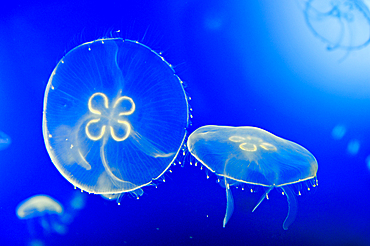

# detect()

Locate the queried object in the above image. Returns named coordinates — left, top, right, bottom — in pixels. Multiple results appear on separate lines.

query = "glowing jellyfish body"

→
left=16, top=195, right=63, bottom=219
left=16, top=195, right=66, bottom=235
left=303, top=0, right=370, bottom=50
left=43, top=38, right=189, bottom=196
left=187, top=125, right=318, bottom=230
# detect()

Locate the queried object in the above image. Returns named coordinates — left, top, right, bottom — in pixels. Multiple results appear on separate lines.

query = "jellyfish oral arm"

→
left=252, top=186, right=274, bottom=213
left=100, top=139, right=125, bottom=184
left=130, top=131, right=176, bottom=158
left=223, top=180, right=234, bottom=228
left=280, top=186, right=297, bottom=230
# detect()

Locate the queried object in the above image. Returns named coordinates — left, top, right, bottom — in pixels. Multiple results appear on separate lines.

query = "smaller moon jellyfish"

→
left=187, top=125, right=318, bottom=230
left=16, top=195, right=66, bottom=236
left=303, top=0, right=370, bottom=51
left=43, top=38, right=189, bottom=197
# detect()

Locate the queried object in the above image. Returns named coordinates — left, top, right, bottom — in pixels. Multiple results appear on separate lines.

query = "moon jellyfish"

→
left=303, top=0, right=370, bottom=50
left=0, top=131, right=11, bottom=151
left=187, top=125, right=318, bottom=230
left=43, top=38, right=189, bottom=197
left=16, top=195, right=66, bottom=236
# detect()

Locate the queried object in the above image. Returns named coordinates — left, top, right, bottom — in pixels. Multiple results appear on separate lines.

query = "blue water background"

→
left=1, top=0, right=370, bottom=245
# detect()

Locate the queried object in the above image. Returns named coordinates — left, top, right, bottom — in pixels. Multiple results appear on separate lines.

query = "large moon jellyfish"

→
left=43, top=38, right=189, bottom=197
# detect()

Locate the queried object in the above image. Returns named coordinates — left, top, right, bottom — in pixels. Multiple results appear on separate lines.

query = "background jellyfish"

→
left=331, top=124, right=363, bottom=156
left=347, top=139, right=360, bottom=155
left=0, top=131, right=11, bottom=151
left=331, top=124, right=347, bottom=140
left=59, top=191, right=87, bottom=226
left=16, top=193, right=86, bottom=245
left=187, top=125, right=318, bottom=230
left=301, top=0, right=370, bottom=51
left=43, top=38, right=189, bottom=197
left=16, top=195, right=66, bottom=237
left=366, top=155, right=370, bottom=171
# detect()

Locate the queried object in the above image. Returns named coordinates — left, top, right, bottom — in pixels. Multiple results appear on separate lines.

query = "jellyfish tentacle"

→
left=281, top=186, right=298, bottom=230
left=252, top=186, right=274, bottom=212
left=333, top=14, right=346, bottom=50
left=131, top=130, right=175, bottom=158
left=222, top=178, right=234, bottom=228
left=40, top=216, right=50, bottom=232
left=100, top=138, right=126, bottom=183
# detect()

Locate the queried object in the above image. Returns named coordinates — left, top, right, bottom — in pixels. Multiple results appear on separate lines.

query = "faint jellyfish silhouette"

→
left=43, top=38, right=189, bottom=198
left=187, top=125, right=318, bottom=230
left=60, top=191, right=87, bottom=225
left=331, top=124, right=346, bottom=140
left=16, top=195, right=67, bottom=236
left=0, top=131, right=11, bottom=150
left=69, top=191, right=87, bottom=210
left=302, top=0, right=370, bottom=51
left=366, top=155, right=370, bottom=171
left=28, top=239, right=44, bottom=246
left=347, top=139, right=360, bottom=155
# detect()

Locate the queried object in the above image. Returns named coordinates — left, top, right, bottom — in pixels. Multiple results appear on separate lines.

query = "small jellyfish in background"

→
left=60, top=191, right=87, bottom=225
left=302, top=0, right=370, bottom=51
left=331, top=124, right=346, bottom=140
left=16, top=195, right=66, bottom=237
left=28, top=239, right=44, bottom=246
left=347, top=139, right=360, bottom=155
left=0, top=131, right=11, bottom=150
left=366, top=155, right=370, bottom=171
left=187, top=125, right=318, bottom=230
left=43, top=38, right=189, bottom=198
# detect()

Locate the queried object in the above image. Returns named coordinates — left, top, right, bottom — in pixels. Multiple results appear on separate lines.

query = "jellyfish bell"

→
left=43, top=38, right=189, bottom=197
left=187, top=125, right=318, bottom=230
left=16, top=195, right=63, bottom=220
left=16, top=195, right=66, bottom=235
